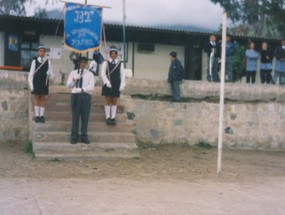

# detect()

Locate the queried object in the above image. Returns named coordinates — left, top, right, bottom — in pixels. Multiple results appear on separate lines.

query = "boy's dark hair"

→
left=80, top=57, right=88, bottom=62
left=169, top=51, right=177, bottom=58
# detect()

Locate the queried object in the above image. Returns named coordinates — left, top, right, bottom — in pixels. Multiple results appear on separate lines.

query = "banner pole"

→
left=217, top=12, right=227, bottom=175
left=122, top=0, right=127, bottom=67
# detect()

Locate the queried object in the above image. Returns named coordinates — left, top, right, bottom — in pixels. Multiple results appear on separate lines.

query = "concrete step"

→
left=34, top=150, right=140, bottom=161
left=33, top=142, right=138, bottom=152
left=33, top=132, right=136, bottom=143
left=43, top=112, right=127, bottom=122
left=46, top=93, right=105, bottom=101
left=43, top=103, right=125, bottom=113
left=30, top=89, right=140, bottom=161
left=33, top=121, right=135, bottom=133
left=31, top=94, right=104, bottom=103
left=33, top=136, right=139, bottom=161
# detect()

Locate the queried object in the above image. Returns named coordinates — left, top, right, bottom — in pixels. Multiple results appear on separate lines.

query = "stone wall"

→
left=121, top=79, right=285, bottom=150
left=1, top=70, right=285, bottom=150
left=0, top=71, right=29, bottom=143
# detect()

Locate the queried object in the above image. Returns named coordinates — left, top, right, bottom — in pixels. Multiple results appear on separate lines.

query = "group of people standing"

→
left=242, top=39, right=285, bottom=84
left=29, top=46, right=125, bottom=145
left=204, top=35, right=285, bottom=85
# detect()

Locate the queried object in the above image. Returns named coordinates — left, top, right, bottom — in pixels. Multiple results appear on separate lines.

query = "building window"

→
left=21, top=41, right=39, bottom=71
left=20, top=32, right=39, bottom=71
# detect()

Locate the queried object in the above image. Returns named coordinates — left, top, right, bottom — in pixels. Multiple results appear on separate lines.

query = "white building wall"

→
left=0, top=32, right=5, bottom=66
left=38, top=36, right=186, bottom=82
left=129, top=43, right=185, bottom=80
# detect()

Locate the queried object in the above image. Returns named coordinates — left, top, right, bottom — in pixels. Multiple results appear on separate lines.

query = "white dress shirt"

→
left=66, top=68, right=95, bottom=94
left=88, top=60, right=97, bottom=73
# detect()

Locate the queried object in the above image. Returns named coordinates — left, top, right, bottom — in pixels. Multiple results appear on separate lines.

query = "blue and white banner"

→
left=64, top=2, right=102, bottom=53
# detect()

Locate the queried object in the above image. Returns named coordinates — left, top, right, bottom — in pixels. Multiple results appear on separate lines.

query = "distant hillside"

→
left=152, top=24, right=215, bottom=33
left=47, top=9, right=64, bottom=19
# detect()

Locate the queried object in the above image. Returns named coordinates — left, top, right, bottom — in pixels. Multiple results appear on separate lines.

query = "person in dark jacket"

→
left=260, top=42, right=274, bottom=84
left=168, top=51, right=184, bottom=102
left=273, top=38, right=285, bottom=85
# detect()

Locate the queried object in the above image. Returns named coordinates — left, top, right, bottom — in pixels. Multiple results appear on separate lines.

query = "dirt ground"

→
left=1, top=142, right=285, bottom=214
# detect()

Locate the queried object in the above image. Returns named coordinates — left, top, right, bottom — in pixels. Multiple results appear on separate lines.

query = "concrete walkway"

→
left=1, top=177, right=285, bottom=215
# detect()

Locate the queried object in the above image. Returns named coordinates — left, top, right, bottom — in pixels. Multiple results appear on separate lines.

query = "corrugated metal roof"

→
left=0, top=14, right=281, bottom=41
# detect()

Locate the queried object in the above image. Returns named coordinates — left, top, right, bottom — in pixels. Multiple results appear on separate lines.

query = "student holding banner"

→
left=28, top=45, right=55, bottom=123
left=66, top=57, right=95, bottom=144
left=101, top=47, right=125, bottom=125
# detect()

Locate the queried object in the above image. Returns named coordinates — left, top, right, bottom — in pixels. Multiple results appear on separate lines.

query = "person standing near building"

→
left=245, top=42, right=259, bottom=84
left=204, top=34, right=220, bottom=82
left=66, top=57, right=95, bottom=144
left=28, top=45, right=54, bottom=123
left=273, top=38, right=285, bottom=85
left=260, top=42, right=274, bottom=84
left=225, top=34, right=238, bottom=82
left=101, top=47, right=125, bottom=125
left=168, top=51, right=184, bottom=102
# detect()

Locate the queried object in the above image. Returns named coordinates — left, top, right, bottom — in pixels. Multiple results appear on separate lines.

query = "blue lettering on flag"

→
left=65, top=2, right=102, bottom=52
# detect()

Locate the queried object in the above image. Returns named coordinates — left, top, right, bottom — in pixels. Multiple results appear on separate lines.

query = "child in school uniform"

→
left=28, top=45, right=54, bottom=123
left=101, top=47, right=125, bottom=125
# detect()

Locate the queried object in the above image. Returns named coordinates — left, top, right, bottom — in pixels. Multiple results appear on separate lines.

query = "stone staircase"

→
left=30, top=87, right=140, bottom=160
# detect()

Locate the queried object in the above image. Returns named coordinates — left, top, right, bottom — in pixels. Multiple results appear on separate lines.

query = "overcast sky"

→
left=26, top=0, right=224, bottom=31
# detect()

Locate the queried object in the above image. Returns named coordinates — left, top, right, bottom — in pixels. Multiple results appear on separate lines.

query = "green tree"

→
left=232, top=45, right=246, bottom=81
left=34, top=7, right=48, bottom=18
left=211, top=0, right=285, bottom=38
left=0, top=0, right=58, bottom=16
left=0, top=0, right=32, bottom=15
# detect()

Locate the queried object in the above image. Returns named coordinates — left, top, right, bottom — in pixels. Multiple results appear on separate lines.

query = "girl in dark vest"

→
left=101, top=47, right=125, bottom=125
left=28, top=45, right=54, bottom=123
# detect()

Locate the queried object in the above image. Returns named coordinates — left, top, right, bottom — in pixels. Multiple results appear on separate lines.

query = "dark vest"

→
left=34, top=59, right=48, bottom=80
left=107, top=61, right=121, bottom=81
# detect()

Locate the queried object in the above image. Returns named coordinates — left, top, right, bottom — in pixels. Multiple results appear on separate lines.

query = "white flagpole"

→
left=217, top=12, right=227, bottom=175
left=122, top=0, right=127, bottom=67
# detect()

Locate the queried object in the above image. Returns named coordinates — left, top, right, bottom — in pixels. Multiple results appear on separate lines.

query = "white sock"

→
left=111, top=106, right=117, bottom=119
left=34, top=106, right=40, bottom=117
left=105, top=106, right=111, bottom=119
left=40, top=107, right=45, bottom=117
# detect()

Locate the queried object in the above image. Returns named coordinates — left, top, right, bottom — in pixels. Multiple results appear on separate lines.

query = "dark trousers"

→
left=170, top=81, right=181, bottom=102
left=207, top=57, right=219, bottom=82
left=226, top=57, right=233, bottom=82
left=260, top=70, right=272, bottom=84
left=246, top=71, right=256, bottom=83
left=71, top=93, right=91, bottom=141
left=274, top=72, right=285, bottom=85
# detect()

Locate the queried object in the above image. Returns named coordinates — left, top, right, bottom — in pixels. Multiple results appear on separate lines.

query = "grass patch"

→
left=23, top=140, right=35, bottom=158
left=195, top=140, right=213, bottom=149
left=49, top=158, right=62, bottom=162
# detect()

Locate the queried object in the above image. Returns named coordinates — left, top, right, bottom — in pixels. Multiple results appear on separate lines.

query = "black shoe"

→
left=39, top=116, right=45, bottom=123
left=70, top=139, right=77, bottom=144
left=82, top=139, right=90, bottom=144
left=111, top=118, right=117, bottom=125
left=34, top=117, right=40, bottom=123
left=106, top=118, right=111, bottom=125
